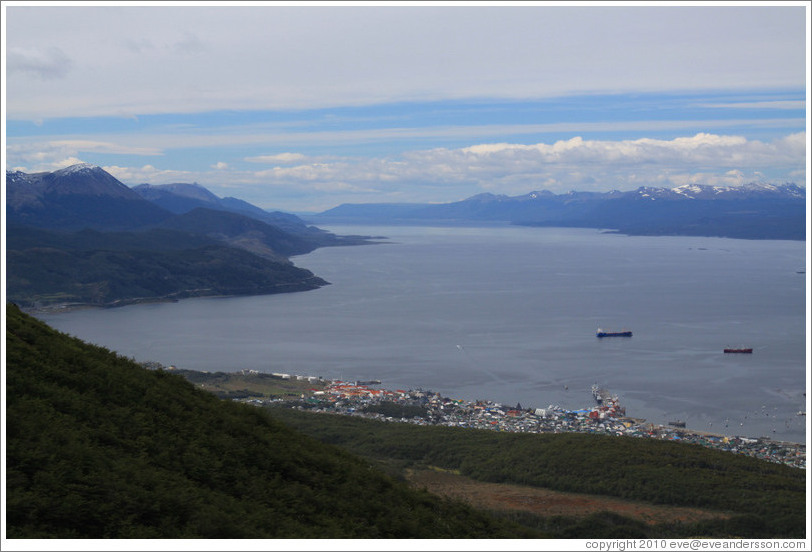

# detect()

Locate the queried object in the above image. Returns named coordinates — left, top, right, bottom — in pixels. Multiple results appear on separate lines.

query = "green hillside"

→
left=268, top=407, right=807, bottom=538
left=4, top=304, right=541, bottom=538
left=6, top=225, right=328, bottom=309
left=6, top=303, right=806, bottom=539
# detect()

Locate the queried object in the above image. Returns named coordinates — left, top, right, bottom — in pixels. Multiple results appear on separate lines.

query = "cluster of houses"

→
left=255, top=379, right=806, bottom=470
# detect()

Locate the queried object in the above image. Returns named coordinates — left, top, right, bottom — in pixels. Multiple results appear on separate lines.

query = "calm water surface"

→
left=39, top=226, right=808, bottom=443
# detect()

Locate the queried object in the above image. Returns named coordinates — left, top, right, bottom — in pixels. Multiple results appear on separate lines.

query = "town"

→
left=238, top=374, right=807, bottom=470
left=157, top=363, right=806, bottom=470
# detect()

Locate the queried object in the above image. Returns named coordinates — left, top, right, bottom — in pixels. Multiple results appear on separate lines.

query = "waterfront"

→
left=255, top=377, right=806, bottom=469
left=39, top=225, right=808, bottom=444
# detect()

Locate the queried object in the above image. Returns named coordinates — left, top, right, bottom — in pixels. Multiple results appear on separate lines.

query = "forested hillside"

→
left=4, top=304, right=541, bottom=539
left=6, top=225, right=328, bottom=309
left=269, top=407, right=807, bottom=538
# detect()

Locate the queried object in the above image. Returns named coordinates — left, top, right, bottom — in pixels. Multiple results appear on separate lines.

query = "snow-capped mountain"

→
left=7, top=163, right=143, bottom=201
left=6, top=164, right=170, bottom=229
left=668, top=182, right=806, bottom=200
left=314, top=181, right=805, bottom=240
left=44, top=163, right=142, bottom=199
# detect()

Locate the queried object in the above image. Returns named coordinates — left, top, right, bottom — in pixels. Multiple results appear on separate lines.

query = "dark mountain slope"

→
left=4, top=165, right=355, bottom=309
left=6, top=165, right=331, bottom=245
left=5, top=225, right=328, bottom=309
left=156, top=207, right=318, bottom=258
left=132, top=181, right=223, bottom=209
left=504, top=193, right=807, bottom=240
left=5, top=224, right=216, bottom=252
left=134, top=182, right=347, bottom=245
left=6, top=165, right=362, bottom=249
left=565, top=196, right=807, bottom=240
left=6, top=164, right=171, bottom=230
left=5, top=304, right=540, bottom=538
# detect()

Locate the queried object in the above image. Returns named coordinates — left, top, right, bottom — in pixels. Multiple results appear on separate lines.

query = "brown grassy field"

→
left=405, top=468, right=732, bottom=525
left=177, top=369, right=326, bottom=398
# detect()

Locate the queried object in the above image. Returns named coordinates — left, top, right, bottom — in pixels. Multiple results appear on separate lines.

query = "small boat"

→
left=668, top=420, right=686, bottom=428
left=724, top=348, right=753, bottom=354
left=596, top=328, right=632, bottom=338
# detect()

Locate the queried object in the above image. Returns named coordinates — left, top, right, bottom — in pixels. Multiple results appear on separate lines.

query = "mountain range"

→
left=5, top=164, right=806, bottom=308
left=5, top=164, right=370, bottom=310
left=7, top=163, right=346, bottom=246
left=132, top=181, right=332, bottom=240
left=311, top=182, right=807, bottom=240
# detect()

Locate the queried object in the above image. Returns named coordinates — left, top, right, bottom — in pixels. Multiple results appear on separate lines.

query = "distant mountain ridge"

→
left=6, top=164, right=169, bottom=230
left=133, top=181, right=362, bottom=246
left=6, top=163, right=369, bottom=251
left=4, top=164, right=371, bottom=309
left=7, top=165, right=327, bottom=239
left=312, top=182, right=806, bottom=240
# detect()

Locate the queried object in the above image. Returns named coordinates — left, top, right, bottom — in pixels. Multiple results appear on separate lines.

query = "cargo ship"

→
left=723, top=348, right=753, bottom=354
left=596, top=328, right=632, bottom=338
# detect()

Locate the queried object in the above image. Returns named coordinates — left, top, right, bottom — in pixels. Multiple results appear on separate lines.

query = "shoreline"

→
left=298, top=381, right=807, bottom=468
left=640, top=422, right=805, bottom=448
left=18, top=279, right=331, bottom=316
left=166, top=366, right=805, bottom=468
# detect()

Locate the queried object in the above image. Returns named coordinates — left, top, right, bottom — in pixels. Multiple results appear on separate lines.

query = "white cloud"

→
left=11, top=129, right=804, bottom=200
left=198, top=132, right=805, bottom=208
left=9, top=115, right=800, bottom=178
left=41, top=130, right=790, bottom=203
left=51, top=157, right=88, bottom=170
left=5, top=139, right=163, bottom=172
left=8, top=127, right=804, bottom=212
left=6, top=46, right=72, bottom=79
left=103, top=164, right=195, bottom=185
left=450, top=133, right=802, bottom=175
left=9, top=156, right=94, bottom=173
left=245, top=153, right=307, bottom=164
left=47, top=140, right=162, bottom=156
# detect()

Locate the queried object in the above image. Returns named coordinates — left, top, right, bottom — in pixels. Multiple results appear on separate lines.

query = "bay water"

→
left=38, top=225, right=808, bottom=443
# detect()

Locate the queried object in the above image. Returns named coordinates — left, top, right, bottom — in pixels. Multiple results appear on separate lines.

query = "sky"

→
left=2, top=1, right=809, bottom=213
